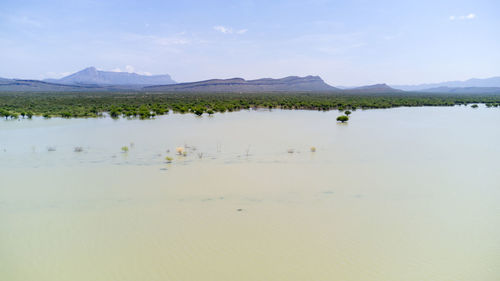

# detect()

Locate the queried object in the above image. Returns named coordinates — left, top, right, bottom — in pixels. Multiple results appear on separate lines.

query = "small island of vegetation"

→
left=337, top=115, right=349, bottom=123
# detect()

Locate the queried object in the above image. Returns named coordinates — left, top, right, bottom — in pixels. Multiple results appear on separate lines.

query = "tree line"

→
left=1, top=91, right=499, bottom=119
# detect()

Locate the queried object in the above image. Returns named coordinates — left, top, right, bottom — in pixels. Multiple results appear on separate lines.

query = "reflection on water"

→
left=1, top=107, right=500, bottom=281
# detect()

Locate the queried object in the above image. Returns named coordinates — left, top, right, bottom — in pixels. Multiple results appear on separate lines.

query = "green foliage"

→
left=471, top=104, right=479, bottom=108
left=344, top=110, right=351, bottom=116
left=337, top=115, right=349, bottom=122
left=121, top=146, right=129, bottom=152
left=192, top=106, right=205, bottom=116
left=0, top=92, right=498, bottom=119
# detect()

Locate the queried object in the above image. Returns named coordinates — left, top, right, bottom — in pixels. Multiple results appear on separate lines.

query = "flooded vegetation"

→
left=1, top=91, right=500, bottom=119
left=1, top=107, right=499, bottom=281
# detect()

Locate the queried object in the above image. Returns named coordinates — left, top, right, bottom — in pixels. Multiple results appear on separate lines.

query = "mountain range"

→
left=144, top=76, right=339, bottom=92
left=0, top=67, right=499, bottom=94
left=391, top=76, right=500, bottom=91
left=420, top=87, right=500, bottom=94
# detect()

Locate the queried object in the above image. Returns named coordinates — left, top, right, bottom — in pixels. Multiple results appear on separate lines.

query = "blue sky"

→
left=1, top=0, right=499, bottom=85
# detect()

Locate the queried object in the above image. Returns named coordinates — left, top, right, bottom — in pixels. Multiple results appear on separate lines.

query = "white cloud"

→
left=465, top=13, right=476, bottom=19
left=125, top=65, right=135, bottom=73
left=449, top=13, right=476, bottom=21
left=214, top=26, right=248, bottom=35
left=110, top=66, right=152, bottom=75
left=214, top=25, right=232, bottom=34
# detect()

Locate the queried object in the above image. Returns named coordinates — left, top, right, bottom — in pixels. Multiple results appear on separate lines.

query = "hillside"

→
left=344, top=83, right=402, bottom=94
left=144, top=76, right=338, bottom=92
left=45, top=67, right=176, bottom=86
left=392, top=76, right=500, bottom=91
left=0, top=78, right=101, bottom=92
left=421, top=87, right=500, bottom=94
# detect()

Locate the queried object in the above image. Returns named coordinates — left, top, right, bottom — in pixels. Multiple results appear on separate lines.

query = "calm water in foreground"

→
left=1, top=106, right=499, bottom=281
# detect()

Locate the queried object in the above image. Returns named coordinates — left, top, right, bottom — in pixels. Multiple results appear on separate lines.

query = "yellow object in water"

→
left=176, top=147, right=185, bottom=155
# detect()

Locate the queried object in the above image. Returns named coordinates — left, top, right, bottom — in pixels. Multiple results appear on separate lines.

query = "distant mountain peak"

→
left=44, top=67, right=176, bottom=86
left=344, top=83, right=401, bottom=93
left=392, top=76, right=500, bottom=91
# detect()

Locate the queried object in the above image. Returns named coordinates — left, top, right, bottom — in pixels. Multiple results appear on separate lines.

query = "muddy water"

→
left=1, top=107, right=499, bottom=281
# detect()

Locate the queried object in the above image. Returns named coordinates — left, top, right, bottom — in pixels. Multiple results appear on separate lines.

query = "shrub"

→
left=337, top=115, right=349, bottom=122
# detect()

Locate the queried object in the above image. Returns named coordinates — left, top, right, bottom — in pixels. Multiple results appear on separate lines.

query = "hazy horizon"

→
left=1, top=0, right=499, bottom=86
left=3, top=65, right=500, bottom=88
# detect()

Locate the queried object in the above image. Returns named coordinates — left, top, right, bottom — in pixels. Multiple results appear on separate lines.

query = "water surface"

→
left=1, top=106, right=499, bottom=281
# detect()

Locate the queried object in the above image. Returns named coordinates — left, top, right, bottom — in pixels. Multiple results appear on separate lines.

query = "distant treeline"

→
left=1, top=91, right=499, bottom=119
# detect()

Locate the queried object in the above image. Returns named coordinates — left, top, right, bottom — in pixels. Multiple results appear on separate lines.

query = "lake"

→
left=1, top=106, right=499, bottom=281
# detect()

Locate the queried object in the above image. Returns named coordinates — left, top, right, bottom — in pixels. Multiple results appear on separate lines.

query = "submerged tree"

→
left=192, top=107, right=205, bottom=116
left=337, top=115, right=349, bottom=123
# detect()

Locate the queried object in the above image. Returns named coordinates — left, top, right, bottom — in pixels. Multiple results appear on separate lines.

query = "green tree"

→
left=193, top=107, right=204, bottom=116
left=337, top=115, right=349, bottom=123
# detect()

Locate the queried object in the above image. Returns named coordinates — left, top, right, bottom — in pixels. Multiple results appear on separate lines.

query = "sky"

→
left=0, top=0, right=499, bottom=86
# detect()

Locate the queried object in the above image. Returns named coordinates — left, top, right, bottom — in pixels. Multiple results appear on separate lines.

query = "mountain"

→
left=420, top=87, right=500, bottom=94
left=344, top=83, right=402, bottom=93
left=0, top=78, right=104, bottom=91
left=45, top=67, right=176, bottom=86
left=392, top=76, right=500, bottom=91
left=3, top=72, right=500, bottom=94
left=144, top=76, right=338, bottom=92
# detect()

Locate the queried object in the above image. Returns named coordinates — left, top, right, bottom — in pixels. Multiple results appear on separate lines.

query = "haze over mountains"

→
left=391, top=77, right=500, bottom=92
left=344, top=84, right=402, bottom=93
left=44, top=67, right=176, bottom=86
left=0, top=67, right=499, bottom=94
left=0, top=79, right=102, bottom=92
left=144, top=76, right=338, bottom=92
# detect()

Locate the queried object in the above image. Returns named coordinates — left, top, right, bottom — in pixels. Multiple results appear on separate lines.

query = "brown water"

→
left=1, top=107, right=499, bottom=281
